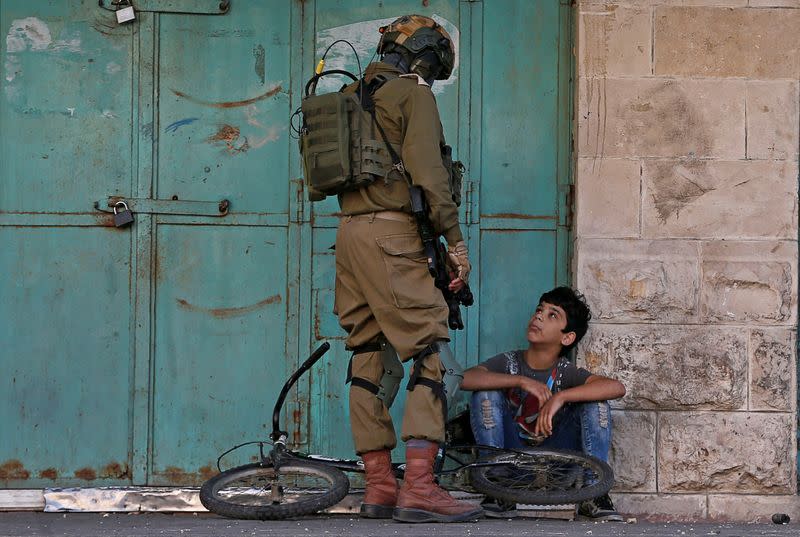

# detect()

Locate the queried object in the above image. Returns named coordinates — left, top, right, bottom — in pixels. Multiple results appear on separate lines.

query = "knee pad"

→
left=436, top=341, right=464, bottom=408
left=406, top=340, right=463, bottom=416
left=347, top=340, right=404, bottom=409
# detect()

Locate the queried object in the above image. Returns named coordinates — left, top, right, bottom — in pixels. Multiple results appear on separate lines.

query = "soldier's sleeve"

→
left=399, top=86, right=463, bottom=245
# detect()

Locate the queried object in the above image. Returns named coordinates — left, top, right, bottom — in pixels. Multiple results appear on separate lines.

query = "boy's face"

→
left=526, top=301, right=576, bottom=348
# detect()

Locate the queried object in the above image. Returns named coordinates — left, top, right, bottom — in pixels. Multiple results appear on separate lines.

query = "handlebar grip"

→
left=300, top=342, right=331, bottom=370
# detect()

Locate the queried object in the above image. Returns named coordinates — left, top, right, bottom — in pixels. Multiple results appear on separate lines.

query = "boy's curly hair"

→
left=538, top=287, right=592, bottom=356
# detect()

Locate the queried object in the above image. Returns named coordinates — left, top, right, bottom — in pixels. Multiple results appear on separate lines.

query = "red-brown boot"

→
left=360, top=449, right=398, bottom=518
left=393, top=441, right=484, bottom=523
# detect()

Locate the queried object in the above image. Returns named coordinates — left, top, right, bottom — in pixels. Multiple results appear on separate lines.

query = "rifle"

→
left=408, top=185, right=474, bottom=330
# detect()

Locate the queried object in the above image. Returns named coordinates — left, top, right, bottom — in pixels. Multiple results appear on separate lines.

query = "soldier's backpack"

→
left=297, top=70, right=464, bottom=205
left=298, top=72, right=398, bottom=201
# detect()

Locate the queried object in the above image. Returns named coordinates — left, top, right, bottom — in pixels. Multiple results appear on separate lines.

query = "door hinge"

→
left=292, top=179, right=305, bottom=223
left=559, top=183, right=575, bottom=228
left=465, top=181, right=475, bottom=224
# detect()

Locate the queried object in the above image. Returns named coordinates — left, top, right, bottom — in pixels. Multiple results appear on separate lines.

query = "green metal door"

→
left=1, top=0, right=571, bottom=487
left=1, top=0, right=297, bottom=486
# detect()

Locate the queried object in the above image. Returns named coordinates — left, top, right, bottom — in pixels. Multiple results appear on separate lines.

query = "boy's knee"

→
left=470, top=390, right=505, bottom=430
left=579, top=401, right=612, bottom=429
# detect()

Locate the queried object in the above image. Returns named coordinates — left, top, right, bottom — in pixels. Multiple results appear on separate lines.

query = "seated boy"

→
left=461, top=286, right=626, bottom=520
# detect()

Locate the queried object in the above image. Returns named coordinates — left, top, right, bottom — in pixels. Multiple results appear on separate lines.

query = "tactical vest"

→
left=298, top=73, right=464, bottom=205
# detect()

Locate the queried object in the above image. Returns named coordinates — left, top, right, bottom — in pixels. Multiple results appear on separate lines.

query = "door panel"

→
left=476, top=0, right=571, bottom=361
left=478, top=230, right=557, bottom=359
left=1, top=1, right=134, bottom=214
left=480, top=1, right=561, bottom=218
left=156, top=6, right=291, bottom=214
left=0, top=228, right=133, bottom=486
left=148, top=5, right=294, bottom=482
left=0, top=1, right=136, bottom=488
left=150, top=225, right=288, bottom=484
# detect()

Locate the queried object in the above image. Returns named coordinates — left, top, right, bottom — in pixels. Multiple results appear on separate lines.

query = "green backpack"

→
left=298, top=74, right=398, bottom=201
left=298, top=71, right=464, bottom=205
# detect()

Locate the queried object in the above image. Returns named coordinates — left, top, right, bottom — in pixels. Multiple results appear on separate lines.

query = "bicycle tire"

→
left=200, top=460, right=349, bottom=520
left=469, top=448, right=614, bottom=505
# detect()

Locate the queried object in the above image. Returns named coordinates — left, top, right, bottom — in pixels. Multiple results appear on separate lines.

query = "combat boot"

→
left=360, top=449, right=398, bottom=518
left=393, top=441, right=484, bottom=523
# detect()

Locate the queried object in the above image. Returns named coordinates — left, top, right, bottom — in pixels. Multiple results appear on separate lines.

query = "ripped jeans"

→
left=469, top=390, right=612, bottom=462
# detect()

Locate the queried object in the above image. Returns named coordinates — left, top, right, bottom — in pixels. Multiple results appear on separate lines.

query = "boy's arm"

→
left=461, top=365, right=553, bottom=406
left=534, top=374, right=626, bottom=437
left=556, top=374, right=626, bottom=404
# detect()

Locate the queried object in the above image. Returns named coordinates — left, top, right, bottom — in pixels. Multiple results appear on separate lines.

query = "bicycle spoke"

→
left=214, top=467, right=336, bottom=507
left=482, top=454, right=601, bottom=494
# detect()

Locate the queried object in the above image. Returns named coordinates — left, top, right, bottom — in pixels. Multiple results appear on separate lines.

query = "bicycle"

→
left=200, top=342, right=614, bottom=520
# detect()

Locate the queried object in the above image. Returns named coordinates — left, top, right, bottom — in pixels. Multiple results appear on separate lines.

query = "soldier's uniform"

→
left=328, top=14, right=481, bottom=523
left=335, top=61, right=461, bottom=453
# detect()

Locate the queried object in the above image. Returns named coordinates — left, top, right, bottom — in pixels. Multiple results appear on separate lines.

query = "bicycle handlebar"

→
left=270, top=342, right=331, bottom=441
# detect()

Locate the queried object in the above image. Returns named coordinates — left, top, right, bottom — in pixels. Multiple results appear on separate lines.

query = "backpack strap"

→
left=355, top=74, right=411, bottom=186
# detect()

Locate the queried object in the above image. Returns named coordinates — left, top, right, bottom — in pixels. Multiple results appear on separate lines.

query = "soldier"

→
left=334, top=15, right=480, bottom=523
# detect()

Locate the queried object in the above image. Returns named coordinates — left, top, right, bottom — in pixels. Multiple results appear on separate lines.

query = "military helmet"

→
left=377, top=14, right=455, bottom=80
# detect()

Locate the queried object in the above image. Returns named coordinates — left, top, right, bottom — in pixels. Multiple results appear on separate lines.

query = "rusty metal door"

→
left=139, top=2, right=297, bottom=485
left=1, top=0, right=299, bottom=487
left=1, top=0, right=571, bottom=487
left=1, top=1, right=141, bottom=487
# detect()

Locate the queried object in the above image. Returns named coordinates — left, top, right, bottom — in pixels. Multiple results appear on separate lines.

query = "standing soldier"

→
left=333, top=15, right=480, bottom=523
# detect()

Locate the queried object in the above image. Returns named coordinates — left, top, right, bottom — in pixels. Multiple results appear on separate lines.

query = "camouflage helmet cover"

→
left=377, top=14, right=455, bottom=80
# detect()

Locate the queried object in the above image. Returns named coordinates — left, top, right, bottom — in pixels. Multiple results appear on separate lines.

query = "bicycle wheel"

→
left=200, top=460, right=349, bottom=520
left=469, top=448, right=614, bottom=505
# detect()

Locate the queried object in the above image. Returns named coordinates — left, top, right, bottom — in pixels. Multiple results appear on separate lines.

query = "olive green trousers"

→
left=334, top=213, right=450, bottom=454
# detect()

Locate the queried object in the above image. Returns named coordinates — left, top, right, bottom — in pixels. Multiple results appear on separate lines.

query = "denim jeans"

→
left=469, top=390, right=612, bottom=462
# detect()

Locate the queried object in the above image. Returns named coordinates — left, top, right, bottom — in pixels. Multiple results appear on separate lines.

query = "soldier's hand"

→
left=447, top=241, right=471, bottom=287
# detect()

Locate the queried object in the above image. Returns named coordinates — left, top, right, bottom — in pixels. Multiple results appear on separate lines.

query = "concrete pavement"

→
left=0, top=513, right=795, bottom=537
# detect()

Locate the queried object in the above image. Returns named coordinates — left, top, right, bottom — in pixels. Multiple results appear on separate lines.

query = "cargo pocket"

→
left=375, top=233, right=441, bottom=309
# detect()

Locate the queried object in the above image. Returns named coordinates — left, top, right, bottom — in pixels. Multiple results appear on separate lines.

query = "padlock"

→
left=115, top=1, right=136, bottom=24
left=113, top=201, right=135, bottom=227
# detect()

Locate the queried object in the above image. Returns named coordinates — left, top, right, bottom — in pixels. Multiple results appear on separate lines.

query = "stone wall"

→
left=573, top=0, right=800, bottom=522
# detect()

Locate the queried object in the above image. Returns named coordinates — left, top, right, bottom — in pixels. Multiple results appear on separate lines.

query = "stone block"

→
left=580, top=1, right=748, bottom=6
left=749, top=0, right=800, bottom=6
left=577, top=239, right=699, bottom=322
left=746, top=81, right=800, bottom=161
left=750, top=329, right=795, bottom=411
left=578, top=78, right=745, bottom=158
left=708, top=495, right=800, bottom=522
left=609, top=411, right=657, bottom=492
left=642, top=160, right=798, bottom=239
left=658, top=412, right=794, bottom=493
left=654, top=7, right=800, bottom=78
left=576, top=158, right=641, bottom=238
left=580, top=325, right=747, bottom=410
left=579, top=4, right=651, bottom=77
left=700, top=241, right=797, bottom=324
left=612, top=494, right=708, bottom=522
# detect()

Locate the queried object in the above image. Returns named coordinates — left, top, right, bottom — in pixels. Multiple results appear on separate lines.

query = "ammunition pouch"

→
left=441, top=144, right=465, bottom=207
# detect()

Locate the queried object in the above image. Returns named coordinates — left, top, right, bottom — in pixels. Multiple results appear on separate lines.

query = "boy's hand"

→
left=518, top=377, right=552, bottom=407
left=534, top=392, right=565, bottom=437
